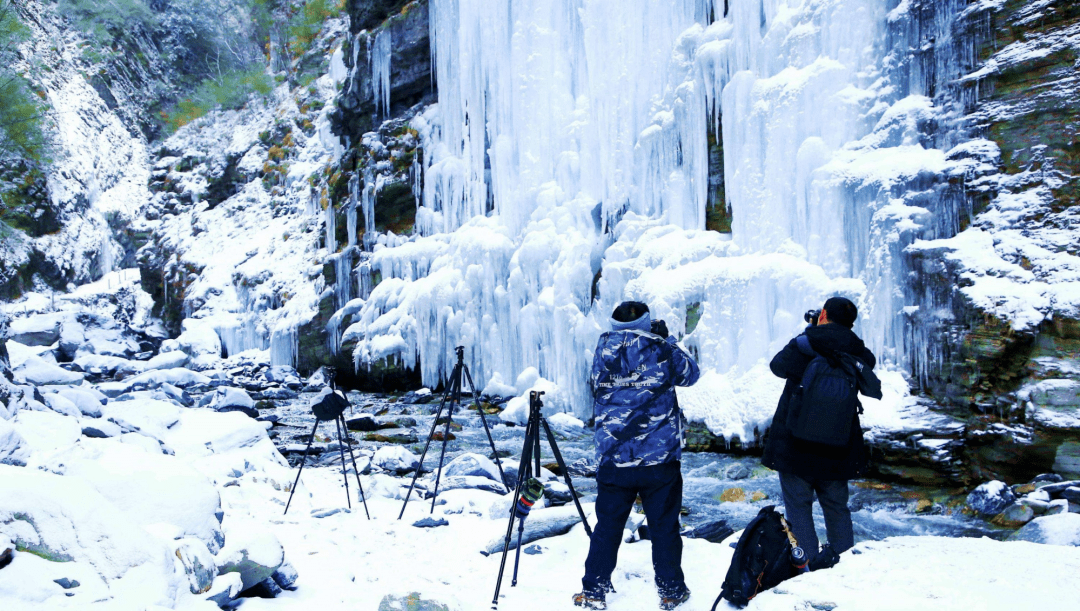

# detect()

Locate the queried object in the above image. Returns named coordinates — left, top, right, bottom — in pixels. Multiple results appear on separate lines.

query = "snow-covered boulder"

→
left=215, top=525, right=284, bottom=590
left=373, top=446, right=420, bottom=473
left=548, top=412, right=586, bottom=435
left=122, top=367, right=211, bottom=390
left=55, top=387, right=104, bottom=418
left=42, top=392, right=81, bottom=418
left=209, top=387, right=257, bottom=418
left=177, top=322, right=222, bottom=358
left=175, top=538, right=217, bottom=594
left=73, top=353, right=145, bottom=377
left=1008, top=513, right=1080, bottom=547
left=101, top=398, right=181, bottom=441
left=443, top=452, right=503, bottom=482
left=54, top=441, right=224, bottom=552
left=12, top=353, right=84, bottom=386
left=6, top=315, right=61, bottom=346
left=966, top=480, right=1016, bottom=517
left=0, top=420, right=28, bottom=467
left=480, top=503, right=593, bottom=555
left=145, top=350, right=189, bottom=371
left=205, top=572, right=243, bottom=607
left=14, top=410, right=81, bottom=454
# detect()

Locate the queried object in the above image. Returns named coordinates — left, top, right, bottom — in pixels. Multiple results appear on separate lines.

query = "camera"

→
left=650, top=319, right=669, bottom=338
left=804, top=309, right=822, bottom=326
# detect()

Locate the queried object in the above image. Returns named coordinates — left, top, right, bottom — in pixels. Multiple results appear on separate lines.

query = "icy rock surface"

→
left=1008, top=513, right=1080, bottom=547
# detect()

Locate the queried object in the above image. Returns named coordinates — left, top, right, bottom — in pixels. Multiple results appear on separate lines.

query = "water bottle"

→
left=790, top=546, right=809, bottom=573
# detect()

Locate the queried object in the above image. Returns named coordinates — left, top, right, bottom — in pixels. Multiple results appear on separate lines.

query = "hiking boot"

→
left=809, top=543, right=840, bottom=571
left=573, top=592, right=607, bottom=609
left=659, top=588, right=690, bottom=610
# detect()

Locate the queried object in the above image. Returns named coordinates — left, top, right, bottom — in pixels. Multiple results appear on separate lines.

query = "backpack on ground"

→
left=713, top=506, right=801, bottom=609
left=785, top=335, right=882, bottom=447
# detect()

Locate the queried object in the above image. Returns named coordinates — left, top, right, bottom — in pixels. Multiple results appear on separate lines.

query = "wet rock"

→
left=1008, top=513, right=1080, bottom=546
left=683, top=519, right=735, bottom=543
left=346, top=415, right=380, bottom=431
left=719, top=488, right=746, bottom=503
left=1053, top=442, right=1080, bottom=479
left=544, top=481, right=574, bottom=504
left=0, top=535, right=13, bottom=569
left=400, top=389, right=433, bottom=404
left=966, top=480, right=1016, bottom=517
left=991, top=504, right=1035, bottom=528
left=1048, top=499, right=1069, bottom=515
left=724, top=463, right=752, bottom=480
left=1063, top=487, right=1080, bottom=503
left=364, top=429, right=418, bottom=444
left=1037, top=480, right=1080, bottom=495
left=255, top=388, right=298, bottom=401
left=377, top=593, right=450, bottom=611
left=413, top=517, right=449, bottom=528
left=175, top=538, right=216, bottom=594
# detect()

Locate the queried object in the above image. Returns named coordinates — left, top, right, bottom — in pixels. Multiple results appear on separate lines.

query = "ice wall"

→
left=352, top=0, right=980, bottom=439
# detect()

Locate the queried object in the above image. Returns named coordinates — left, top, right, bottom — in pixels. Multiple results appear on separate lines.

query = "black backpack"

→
left=713, top=506, right=798, bottom=609
left=785, top=335, right=882, bottom=447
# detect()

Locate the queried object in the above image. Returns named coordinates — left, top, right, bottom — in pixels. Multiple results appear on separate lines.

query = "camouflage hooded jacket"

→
left=591, top=328, right=700, bottom=467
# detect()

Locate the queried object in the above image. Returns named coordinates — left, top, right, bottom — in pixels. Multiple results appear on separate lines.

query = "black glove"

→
left=650, top=319, right=669, bottom=338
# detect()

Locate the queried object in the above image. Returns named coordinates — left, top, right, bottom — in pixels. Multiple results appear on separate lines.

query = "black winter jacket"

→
left=761, top=323, right=877, bottom=481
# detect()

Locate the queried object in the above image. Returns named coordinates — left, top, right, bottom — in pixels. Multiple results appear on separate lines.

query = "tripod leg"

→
left=540, top=416, right=593, bottom=536
left=334, top=415, right=352, bottom=510
left=462, top=365, right=509, bottom=491
left=491, top=418, right=536, bottom=608
left=339, top=415, right=371, bottom=520
left=511, top=516, right=526, bottom=586
left=398, top=373, right=455, bottom=519
left=429, top=368, right=461, bottom=514
left=284, top=419, right=320, bottom=515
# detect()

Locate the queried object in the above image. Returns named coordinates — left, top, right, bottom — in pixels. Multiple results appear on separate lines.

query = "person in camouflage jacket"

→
left=575, top=301, right=700, bottom=611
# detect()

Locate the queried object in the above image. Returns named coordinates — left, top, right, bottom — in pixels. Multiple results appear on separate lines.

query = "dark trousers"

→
left=582, top=461, right=685, bottom=598
left=778, top=471, right=854, bottom=560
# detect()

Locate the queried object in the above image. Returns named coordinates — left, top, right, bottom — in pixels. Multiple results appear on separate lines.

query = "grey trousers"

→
left=778, top=472, right=854, bottom=560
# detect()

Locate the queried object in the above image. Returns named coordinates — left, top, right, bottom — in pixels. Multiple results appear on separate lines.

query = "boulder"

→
left=1064, top=487, right=1080, bottom=503
left=480, top=503, right=593, bottom=555
left=1054, top=442, right=1080, bottom=480
left=7, top=316, right=61, bottom=346
left=683, top=519, right=736, bottom=543
left=0, top=534, right=13, bottom=569
left=724, top=463, right=753, bottom=480
left=1008, top=513, right=1080, bottom=546
left=0, top=420, right=28, bottom=466
left=413, top=517, right=449, bottom=528
left=177, top=322, right=222, bottom=358
left=215, top=526, right=285, bottom=590
left=13, top=354, right=84, bottom=386
left=442, top=452, right=503, bottom=483
left=991, top=503, right=1035, bottom=528
left=271, top=559, right=299, bottom=590
left=81, top=420, right=122, bottom=439
left=175, top=538, right=217, bottom=594
left=1047, top=499, right=1070, bottom=515
left=373, top=446, right=420, bottom=473
left=210, top=387, right=257, bottom=419
left=205, top=572, right=243, bottom=608
left=966, top=480, right=1016, bottom=517
left=55, top=388, right=104, bottom=418
left=145, top=350, right=189, bottom=371
left=346, top=415, right=380, bottom=431
left=544, top=481, right=574, bottom=504
left=42, top=393, right=81, bottom=418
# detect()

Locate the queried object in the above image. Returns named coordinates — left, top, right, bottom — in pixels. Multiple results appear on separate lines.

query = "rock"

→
left=377, top=593, right=450, bottom=611
left=435, top=475, right=508, bottom=495
left=548, top=412, right=586, bottom=435
left=243, top=576, right=283, bottom=598
left=567, top=457, right=597, bottom=478
left=0, top=535, right=13, bottom=569
left=364, top=429, right=419, bottom=444
left=175, top=538, right=216, bottom=594
left=255, top=388, right=298, bottom=401
left=966, top=480, right=1016, bottom=517
left=81, top=420, right=122, bottom=438
left=13, top=353, right=84, bottom=385
left=1008, top=513, right=1080, bottom=546
left=544, top=481, right=574, bottom=504
left=312, top=507, right=350, bottom=518
left=1054, top=442, right=1080, bottom=480
left=43, top=393, right=81, bottom=418
left=52, top=577, right=79, bottom=589
left=7, top=316, right=61, bottom=346
left=1064, top=487, right=1080, bottom=503
left=1047, top=499, right=1069, bottom=515
left=413, top=517, right=449, bottom=528
left=443, top=452, right=503, bottom=482
left=210, top=386, right=257, bottom=419
left=176, top=322, right=222, bottom=358
left=719, top=487, right=746, bottom=503
left=205, top=572, right=244, bottom=608
left=1032, top=473, right=1064, bottom=484
left=123, top=367, right=212, bottom=390
left=346, top=415, right=380, bottom=431
left=523, top=544, right=543, bottom=555
left=1037, top=480, right=1080, bottom=495
left=724, top=463, right=752, bottom=480
left=216, top=527, right=285, bottom=590
left=0, top=419, right=29, bottom=466
left=991, top=503, right=1035, bottom=528
left=1020, top=498, right=1049, bottom=514
left=400, top=389, right=433, bottom=404
left=145, top=350, right=189, bottom=370
left=55, top=387, right=104, bottom=418
left=271, top=559, right=299, bottom=590
left=373, top=446, right=420, bottom=473
left=683, top=519, right=736, bottom=543
left=480, top=504, right=592, bottom=555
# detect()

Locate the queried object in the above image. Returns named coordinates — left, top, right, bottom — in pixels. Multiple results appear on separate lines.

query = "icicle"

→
left=325, top=198, right=337, bottom=253
left=347, top=173, right=360, bottom=248
left=371, top=29, right=392, bottom=118
left=361, top=168, right=377, bottom=251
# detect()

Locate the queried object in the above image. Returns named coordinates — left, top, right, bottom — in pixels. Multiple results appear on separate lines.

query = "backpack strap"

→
left=795, top=335, right=815, bottom=357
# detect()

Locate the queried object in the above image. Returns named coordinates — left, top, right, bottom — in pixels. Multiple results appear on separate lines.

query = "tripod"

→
left=491, top=391, right=592, bottom=609
left=399, top=346, right=509, bottom=518
left=284, top=376, right=370, bottom=519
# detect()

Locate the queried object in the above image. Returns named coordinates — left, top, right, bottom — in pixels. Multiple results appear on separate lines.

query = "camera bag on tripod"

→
left=785, top=335, right=881, bottom=447
left=712, top=505, right=799, bottom=609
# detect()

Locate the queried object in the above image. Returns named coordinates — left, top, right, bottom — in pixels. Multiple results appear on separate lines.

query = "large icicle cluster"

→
left=349, top=0, right=988, bottom=440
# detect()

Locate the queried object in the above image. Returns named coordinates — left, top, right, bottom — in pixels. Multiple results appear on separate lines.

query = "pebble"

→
left=413, top=517, right=449, bottom=528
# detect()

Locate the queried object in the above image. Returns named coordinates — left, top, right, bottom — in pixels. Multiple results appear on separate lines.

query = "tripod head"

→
left=529, top=390, right=544, bottom=406
left=454, top=345, right=465, bottom=363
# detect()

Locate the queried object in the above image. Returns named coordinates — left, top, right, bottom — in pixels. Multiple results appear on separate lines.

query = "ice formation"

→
left=371, top=29, right=393, bottom=119
left=345, top=0, right=994, bottom=441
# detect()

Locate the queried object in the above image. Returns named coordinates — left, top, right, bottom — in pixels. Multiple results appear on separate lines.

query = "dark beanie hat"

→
left=823, top=296, right=858, bottom=329
left=612, top=301, right=649, bottom=323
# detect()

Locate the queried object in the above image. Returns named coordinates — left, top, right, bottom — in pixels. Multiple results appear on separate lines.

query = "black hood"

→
left=804, top=323, right=869, bottom=360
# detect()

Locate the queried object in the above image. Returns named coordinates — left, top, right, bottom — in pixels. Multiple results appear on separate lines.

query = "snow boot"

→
left=809, top=543, right=840, bottom=571
left=573, top=592, right=607, bottom=610
left=659, top=588, right=690, bottom=610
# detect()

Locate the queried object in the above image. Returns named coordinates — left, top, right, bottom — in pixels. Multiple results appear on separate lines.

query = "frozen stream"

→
left=267, top=388, right=1003, bottom=546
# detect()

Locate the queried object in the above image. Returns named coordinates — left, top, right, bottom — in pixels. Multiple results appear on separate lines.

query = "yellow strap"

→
left=781, top=518, right=799, bottom=550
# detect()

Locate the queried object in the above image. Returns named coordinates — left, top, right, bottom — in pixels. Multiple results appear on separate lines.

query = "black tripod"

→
left=284, top=375, right=370, bottom=519
left=491, top=391, right=592, bottom=608
left=399, top=346, right=509, bottom=518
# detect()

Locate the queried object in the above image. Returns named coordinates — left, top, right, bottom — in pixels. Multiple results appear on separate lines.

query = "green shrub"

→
left=161, top=67, right=274, bottom=132
left=0, top=1, right=48, bottom=163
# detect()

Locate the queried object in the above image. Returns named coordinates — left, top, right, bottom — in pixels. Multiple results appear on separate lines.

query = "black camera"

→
left=804, top=309, right=822, bottom=326
left=650, top=319, right=669, bottom=338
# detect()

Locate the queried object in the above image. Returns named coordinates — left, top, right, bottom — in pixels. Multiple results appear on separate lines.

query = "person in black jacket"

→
left=762, top=296, right=875, bottom=569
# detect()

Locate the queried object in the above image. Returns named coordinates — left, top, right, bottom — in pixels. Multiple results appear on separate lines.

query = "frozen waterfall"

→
left=352, top=0, right=981, bottom=441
